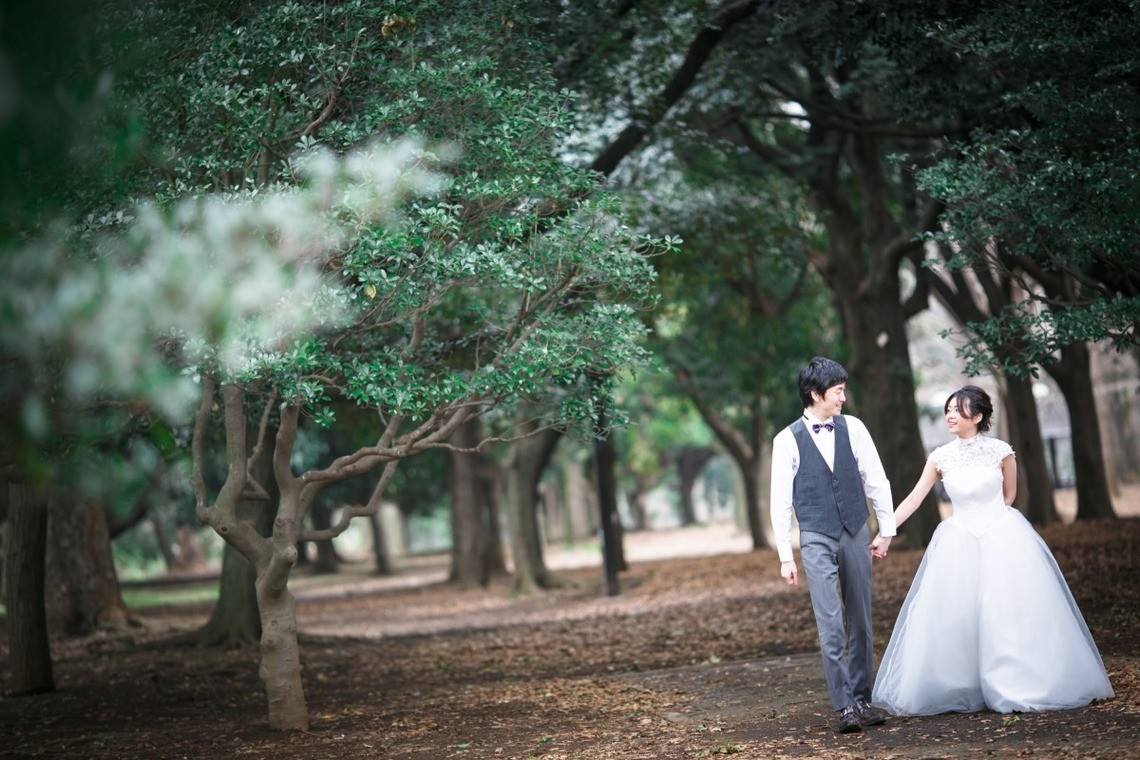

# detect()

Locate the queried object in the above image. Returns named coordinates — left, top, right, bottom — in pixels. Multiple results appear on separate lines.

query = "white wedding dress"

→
left=872, top=435, right=1114, bottom=715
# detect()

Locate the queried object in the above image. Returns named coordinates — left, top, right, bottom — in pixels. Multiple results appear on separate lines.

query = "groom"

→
left=770, top=356, right=896, bottom=733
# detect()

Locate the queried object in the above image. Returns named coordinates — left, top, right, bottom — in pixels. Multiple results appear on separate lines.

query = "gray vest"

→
left=790, top=416, right=869, bottom=538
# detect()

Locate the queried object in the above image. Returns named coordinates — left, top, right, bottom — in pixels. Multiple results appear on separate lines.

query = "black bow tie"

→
left=812, top=422, right=834, bottom=433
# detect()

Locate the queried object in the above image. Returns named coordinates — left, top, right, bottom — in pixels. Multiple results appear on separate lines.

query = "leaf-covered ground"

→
left=1, top=517, right=1138, bottom=759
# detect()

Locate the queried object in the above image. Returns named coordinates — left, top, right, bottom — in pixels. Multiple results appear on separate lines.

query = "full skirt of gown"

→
left=872, top=506, right=1114, bottom=715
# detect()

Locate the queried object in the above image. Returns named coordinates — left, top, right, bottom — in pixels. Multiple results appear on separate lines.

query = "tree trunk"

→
left=504, top=425, right=562, bottom=594
left=255, top=555, right=307, bottom=731
left=307, top=505, right=340, bottom=574
left=449, top=418, right=490, bottom=588
left=151, top=515, right=178, bottom=571
left=0, top=475, right=8, bottom=599
left=1094, top=350, right=1140, bottom=484
left=1001, top=376, right=1058, bottom=524
left=4, top=476, right=54, bottom=695
left=593, top=409, right=623, bottom=596
left=369, top=511, right=393, bottom=576
left=675, top=446, right=716, bottom=525
left=625, top=476, right=650, bottom=532
left=192, top=383, right=312, bottom=730
left=1090, top=350, right=1122, bottom=493
left=1045, top=343, right=1116, bottom=519
left=478, top=444, right=508, bottom=577
left=739, top=456, right=766, bottom=545
left=924, top=252, right=1059, bottom=525
left=173, top=525, right=206, bottom=572
left=45, top=496, right=132, bottom=636
left=614, top=507, right=628, bottom=572
left=840, top=292, right=940, bottom=545
left=254, top=419, right=308, bottom=732
left=198, top=531, right=262, bottom=648
left=682, top=391, right=769, bottom=549
left=197, top=422, right=276, bottom=647
left=562, top=459, right=596, bottom=542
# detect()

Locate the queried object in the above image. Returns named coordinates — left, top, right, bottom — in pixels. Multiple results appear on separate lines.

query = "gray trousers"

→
left=799, top=525, right=873, bottom=711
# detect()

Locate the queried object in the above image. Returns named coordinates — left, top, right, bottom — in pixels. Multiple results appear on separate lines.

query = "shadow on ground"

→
left=618, top=651, right=1136, bottom=758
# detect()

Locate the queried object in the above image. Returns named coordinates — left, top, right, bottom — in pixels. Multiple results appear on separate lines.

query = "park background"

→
left=2, top=1, right=1139, bottom=757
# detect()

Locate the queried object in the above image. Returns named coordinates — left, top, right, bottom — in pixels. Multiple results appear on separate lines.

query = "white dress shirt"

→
left=770, top=412, right=896, bottom=563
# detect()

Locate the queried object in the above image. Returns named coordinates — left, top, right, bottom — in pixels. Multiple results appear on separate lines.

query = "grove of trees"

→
left=3, top=0, right=1136, bottom=732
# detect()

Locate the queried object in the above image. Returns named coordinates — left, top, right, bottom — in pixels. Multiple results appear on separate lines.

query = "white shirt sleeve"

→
left=845, top=415, right=896, bottom=538
left=769, top=426, right=798, bottom=563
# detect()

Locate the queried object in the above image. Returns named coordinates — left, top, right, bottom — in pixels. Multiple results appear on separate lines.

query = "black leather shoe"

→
left=854, top=699, right=888, bottom=727
left=831, top=706, right=862, bottom=734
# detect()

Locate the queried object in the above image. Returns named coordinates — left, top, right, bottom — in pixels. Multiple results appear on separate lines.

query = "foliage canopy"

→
left=917, top=0, right=1140, bottom=374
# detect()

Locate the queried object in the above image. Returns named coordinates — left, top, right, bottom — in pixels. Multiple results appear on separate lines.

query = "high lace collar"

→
left=932, top=433, right=1013, bottom=475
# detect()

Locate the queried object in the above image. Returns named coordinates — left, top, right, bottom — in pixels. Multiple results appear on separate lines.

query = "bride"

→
left=872, top=385, right=1114, bottom=715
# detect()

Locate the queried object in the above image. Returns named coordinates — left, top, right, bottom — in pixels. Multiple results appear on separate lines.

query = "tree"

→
left=912, top=0, right=1139, bottom=518
left=918, top=0, right=1140, bottom=368
left=1, top=0, right=492, bottom=712
left=186, top=164, right=661, bottom=732
left=501, top=421, right=566, bottom=593
left=0, top=129, right=430, bottom=701
left=45, top=497, right=134, bottom=636
left=196, top=415, right=276, bottom=648
left=447, top=417, right=502, bottom=588
left=613, top=372, right=712, bottom=531
left=36, top=423, right=174, bottom=637
left=0, top=0, right=189, bottom=694
left=4, top=479, right=54, bottom=696
left=591, top=381, right=625, bottom=596
left=0, top=4, right=668, bottom=731
left=528, top=0, right=994, bottom=544
left=923, top=250, right=1059, bottom=523
left=102, top=1, right=671, bottom=729
left=635, top=147, right=841, bottom=549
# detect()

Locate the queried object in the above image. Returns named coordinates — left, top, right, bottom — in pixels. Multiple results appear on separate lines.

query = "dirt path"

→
left=618, top=651, right=1138, bottom=758
left=1, top=507, right=1138, bottom=759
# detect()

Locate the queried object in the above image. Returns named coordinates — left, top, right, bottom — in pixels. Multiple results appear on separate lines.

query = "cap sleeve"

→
left=928, top=444, right=945, bottom=472
left=993, top=438, right=1015, bottom=461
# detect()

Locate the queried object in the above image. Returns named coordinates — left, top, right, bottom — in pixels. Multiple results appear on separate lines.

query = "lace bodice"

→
left=930, top=435, right=1014, bottom=475
left=929, top=436, right=1016, bottom=532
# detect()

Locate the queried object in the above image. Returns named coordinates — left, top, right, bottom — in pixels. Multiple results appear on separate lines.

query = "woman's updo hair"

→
left=945, top=385, right=994, bottom=433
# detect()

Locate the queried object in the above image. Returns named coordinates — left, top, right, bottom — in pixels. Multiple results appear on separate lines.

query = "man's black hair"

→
left=798, top=356, right=848, bottom=408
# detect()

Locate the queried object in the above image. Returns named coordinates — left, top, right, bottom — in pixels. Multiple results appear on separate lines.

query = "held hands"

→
left=780, top=560, right=798, bottom=586
left=870, top=534, right=892, bottom=559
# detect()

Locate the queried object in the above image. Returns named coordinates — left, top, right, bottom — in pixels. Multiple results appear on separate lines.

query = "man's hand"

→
left=780, top=560, right=798, bottom=586
left=870, top=534, right=892, bottom=559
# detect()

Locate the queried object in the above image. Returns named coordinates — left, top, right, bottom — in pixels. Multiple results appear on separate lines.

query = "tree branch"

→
left=190, top=373, right=215, bottom=521
left=193, top=380, right=270, bottom=565
left=589, top=0, right=763, bottom=177
left=672, top=366, right=752, bottom=465
left=242, top=389, right=279, bottom=502
left=884, top=199, right=944, bottom=269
